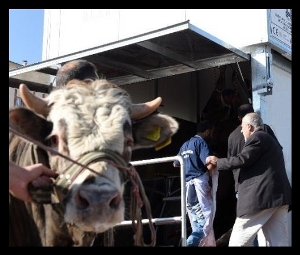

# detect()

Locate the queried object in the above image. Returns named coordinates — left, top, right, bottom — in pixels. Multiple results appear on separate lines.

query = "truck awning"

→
left=9, top=20, right=250, bottom=93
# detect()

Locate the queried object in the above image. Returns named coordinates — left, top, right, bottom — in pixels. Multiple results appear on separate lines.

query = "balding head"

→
left=55, top=59, right=99, bottom=87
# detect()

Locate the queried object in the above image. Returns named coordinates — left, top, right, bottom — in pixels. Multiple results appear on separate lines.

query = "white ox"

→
left=9, top=79, right=178, bottom=246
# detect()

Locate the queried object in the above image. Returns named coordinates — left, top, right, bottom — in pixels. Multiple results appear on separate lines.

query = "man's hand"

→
left=206, top=162, right=216, bottom=170
left=9, top=162, right=58, bottom=202
left=206, top=156, right=218, bottom=170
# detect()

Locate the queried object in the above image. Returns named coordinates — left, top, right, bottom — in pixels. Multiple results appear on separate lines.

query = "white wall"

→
left=252, top=56, right=292, bottom=246
left=42, top=9, right=271, bottom=60
left=271, top=64, right=292, bottom=246
left=265, top=65, right=291, bottom=182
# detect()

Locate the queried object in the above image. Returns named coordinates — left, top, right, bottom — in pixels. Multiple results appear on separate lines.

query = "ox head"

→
left=9, top=79, right=178, bottom=238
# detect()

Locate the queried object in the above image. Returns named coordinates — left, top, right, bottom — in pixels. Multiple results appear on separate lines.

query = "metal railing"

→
left=117, top=156, right=186, bottom=246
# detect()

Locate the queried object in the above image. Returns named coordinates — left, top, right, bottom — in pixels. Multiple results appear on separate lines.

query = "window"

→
left=15, top=97, right=24, bottom=107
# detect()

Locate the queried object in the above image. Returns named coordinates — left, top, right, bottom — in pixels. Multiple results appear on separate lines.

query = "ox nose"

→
left=74, top=187, right=122, bottom=211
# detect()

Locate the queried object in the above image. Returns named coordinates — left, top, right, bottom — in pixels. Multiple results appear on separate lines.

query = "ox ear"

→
left=9, top=107, right=53, bottom=142
left=132, top=113, right=179, bottom=150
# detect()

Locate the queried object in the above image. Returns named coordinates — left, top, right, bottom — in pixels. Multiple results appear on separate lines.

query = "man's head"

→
left=197, top=120, right=214, bottom=139
left=221, top=88, right=236, bottom=106
left=238, top=103, right=254, bottom=121
left=55, top=59, right=99, bottom=87
left=241, top=112, right=263, bottom=141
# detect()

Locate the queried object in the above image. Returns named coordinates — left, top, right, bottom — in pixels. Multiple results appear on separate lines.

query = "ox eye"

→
left=45, top=135, right=59, bottom=147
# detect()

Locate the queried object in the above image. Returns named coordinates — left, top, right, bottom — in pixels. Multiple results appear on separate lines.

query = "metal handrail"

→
left=124, top=156, right=186, bottom=246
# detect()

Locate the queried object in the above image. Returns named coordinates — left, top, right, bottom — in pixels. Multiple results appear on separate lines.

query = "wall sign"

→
left=268, top=9, right=292, bottom=57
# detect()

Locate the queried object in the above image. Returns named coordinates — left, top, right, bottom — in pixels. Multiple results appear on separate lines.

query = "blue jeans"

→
left=186, top=202, right=206, bottom=246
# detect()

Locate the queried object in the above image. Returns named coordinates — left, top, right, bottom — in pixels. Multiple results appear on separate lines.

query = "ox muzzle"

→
left=28, top=150, right=129, bottom=213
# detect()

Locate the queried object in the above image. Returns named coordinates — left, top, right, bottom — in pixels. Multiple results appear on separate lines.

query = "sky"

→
left=9, top=9, right=44, bottom=65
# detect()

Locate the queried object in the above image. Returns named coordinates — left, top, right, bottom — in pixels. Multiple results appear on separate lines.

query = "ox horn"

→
left=131, top=97, right=162, bottom=120
left=19, top=84, right=49, bottom=117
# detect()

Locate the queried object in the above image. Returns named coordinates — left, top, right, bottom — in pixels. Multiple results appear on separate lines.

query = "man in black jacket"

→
left=206, top=112, right=292, bottom=246
left=228, top=103, right=281, bottom=195
left=227, top=104, right=282, bottom=246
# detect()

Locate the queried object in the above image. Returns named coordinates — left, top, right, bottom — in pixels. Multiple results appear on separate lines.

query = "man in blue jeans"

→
left=185, top=183, right=207, bottom=245
left=173, top=120, right=215, bottom=246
